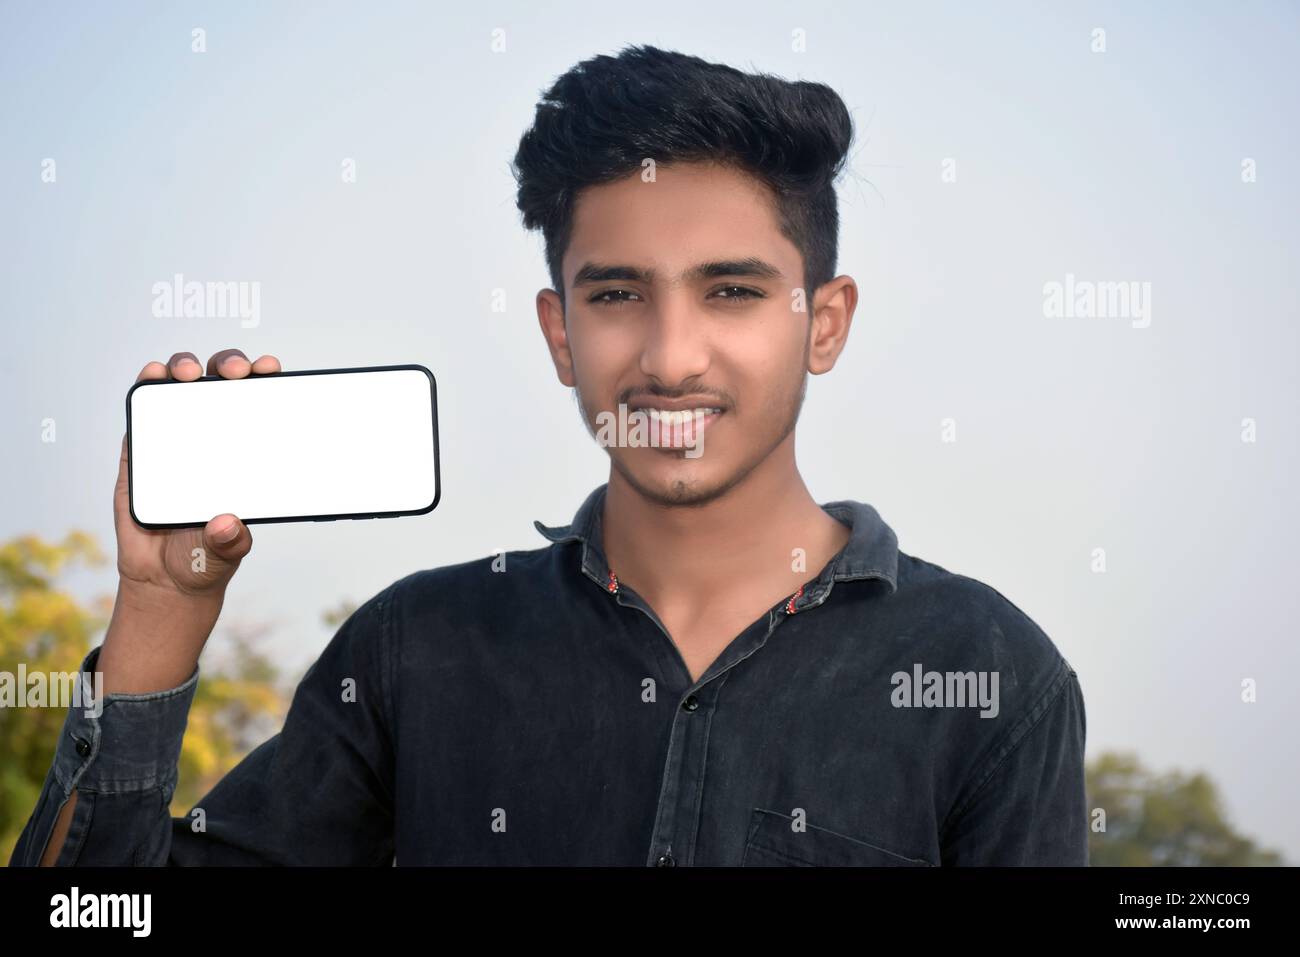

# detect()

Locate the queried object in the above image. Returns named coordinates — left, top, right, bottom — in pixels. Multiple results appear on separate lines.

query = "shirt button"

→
left=74, top=737, right=91, bottom=758
left=656, top=853, right=676, bottom=867
left=681, top=695, right=699, bottom=712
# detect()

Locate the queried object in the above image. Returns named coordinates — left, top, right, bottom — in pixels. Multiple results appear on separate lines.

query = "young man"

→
left=14, top=45, right=1086, bottom=867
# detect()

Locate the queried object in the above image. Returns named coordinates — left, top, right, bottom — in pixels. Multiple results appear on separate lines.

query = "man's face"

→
left=538, top=161, right=829, bottom=508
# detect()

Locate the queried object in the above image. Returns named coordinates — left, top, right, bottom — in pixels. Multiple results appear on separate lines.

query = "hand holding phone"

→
left=104, top=349, right=279, bottom=696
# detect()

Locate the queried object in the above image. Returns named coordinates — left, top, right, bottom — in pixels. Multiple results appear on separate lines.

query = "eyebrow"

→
left=571, top=257, right=784, bottom=287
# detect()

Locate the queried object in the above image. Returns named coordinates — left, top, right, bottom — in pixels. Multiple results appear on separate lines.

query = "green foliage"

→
left=1086, top=751, right=1284, bottom=865
left=0, top=531, right=289, bottom=862
left=0, top=532, right=108, bottom=861
left=322, top=599, right=358, bottom=629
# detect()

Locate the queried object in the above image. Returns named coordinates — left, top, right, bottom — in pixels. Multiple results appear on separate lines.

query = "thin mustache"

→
left=620, top=393, right=730, bottom=406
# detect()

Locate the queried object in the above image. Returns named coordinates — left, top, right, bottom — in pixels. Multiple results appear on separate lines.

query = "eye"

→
left=589, top=289, right=642, bottom=307
left=711, top=285, right=764, bottom=302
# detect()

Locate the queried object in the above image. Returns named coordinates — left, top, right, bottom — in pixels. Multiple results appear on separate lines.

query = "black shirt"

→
left=12, top=482, right=1087, bottom=866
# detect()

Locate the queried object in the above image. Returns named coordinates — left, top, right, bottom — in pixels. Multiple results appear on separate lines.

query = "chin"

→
left=616, top=454, right=743, bottom=509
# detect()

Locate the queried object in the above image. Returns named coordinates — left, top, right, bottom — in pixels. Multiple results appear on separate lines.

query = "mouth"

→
left=633, top=405, right=725, bottom=449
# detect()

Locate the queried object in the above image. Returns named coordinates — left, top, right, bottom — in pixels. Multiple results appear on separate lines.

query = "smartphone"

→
left=127, top=364, right=441, bottom=528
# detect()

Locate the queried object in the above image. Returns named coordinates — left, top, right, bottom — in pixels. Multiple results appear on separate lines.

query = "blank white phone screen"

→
left=129, top=368, right=438, bottom=526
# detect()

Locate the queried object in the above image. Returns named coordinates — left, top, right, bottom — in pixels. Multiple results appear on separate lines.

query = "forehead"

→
left=562, top=162, right=798, bottom=283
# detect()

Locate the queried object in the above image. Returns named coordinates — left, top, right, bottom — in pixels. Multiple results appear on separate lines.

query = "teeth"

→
left=642, top=407, right=720, bottom=425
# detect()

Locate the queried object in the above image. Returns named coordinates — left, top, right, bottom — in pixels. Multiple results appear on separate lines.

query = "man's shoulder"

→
left=888, top=551, right=1084, bottom=794
left=378, top=541, right=573, bottom=620
left=890, top=549, right=1076, bottom=690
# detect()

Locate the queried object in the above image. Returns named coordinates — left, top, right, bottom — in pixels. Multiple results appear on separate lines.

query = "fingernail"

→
left=212, top=519, right=239, bottom=543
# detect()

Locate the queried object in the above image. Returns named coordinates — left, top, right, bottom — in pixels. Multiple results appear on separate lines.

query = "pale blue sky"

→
left=2, top=1, right=1297, bottom=859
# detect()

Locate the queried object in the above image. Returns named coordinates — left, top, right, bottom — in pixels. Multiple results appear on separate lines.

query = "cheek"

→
left=567, top=320, right=628, bottom=387
left=722, top=320, right=807, bottom=414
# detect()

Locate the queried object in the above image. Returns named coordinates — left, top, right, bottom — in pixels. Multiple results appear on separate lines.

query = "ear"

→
left=537, top=289, right=575, bottom=387
left=807, top=276, right=857, bottom=375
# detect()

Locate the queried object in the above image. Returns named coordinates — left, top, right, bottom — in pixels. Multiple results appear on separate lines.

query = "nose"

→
left=638, top=298, right=711, bottom=387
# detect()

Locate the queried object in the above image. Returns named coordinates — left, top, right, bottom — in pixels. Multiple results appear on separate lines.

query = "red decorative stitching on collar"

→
left=785, top=583, right=804, bottom=615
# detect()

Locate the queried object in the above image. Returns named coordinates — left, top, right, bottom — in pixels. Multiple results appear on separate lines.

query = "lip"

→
left=627, top=396, right=727, bottom=414
left=641, top=407, right=723, bottom=451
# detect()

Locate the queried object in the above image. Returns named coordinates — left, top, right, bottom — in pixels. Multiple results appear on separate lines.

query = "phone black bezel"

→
left=126, top=363, right=442, bottom=529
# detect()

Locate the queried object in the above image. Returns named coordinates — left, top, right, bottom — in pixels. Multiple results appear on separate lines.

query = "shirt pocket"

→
left=741, top=807, right=935, bottom=866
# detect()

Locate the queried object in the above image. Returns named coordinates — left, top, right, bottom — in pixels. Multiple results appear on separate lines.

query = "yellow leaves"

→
left=0, top=530, right=110, bottom=859
left=0, top=530, right=290, bottom=861
left=0, top=531, right=105, bottom=595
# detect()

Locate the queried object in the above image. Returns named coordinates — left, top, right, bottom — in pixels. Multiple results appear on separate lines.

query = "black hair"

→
left=510, top=44, right=855, bottom=306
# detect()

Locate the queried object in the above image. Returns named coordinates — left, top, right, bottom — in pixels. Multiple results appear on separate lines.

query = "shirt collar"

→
left=533, top=483, right=899, bottom=611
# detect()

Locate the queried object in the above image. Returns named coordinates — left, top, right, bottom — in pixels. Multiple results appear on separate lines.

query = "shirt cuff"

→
left=52, top=644, right=200, bottom=795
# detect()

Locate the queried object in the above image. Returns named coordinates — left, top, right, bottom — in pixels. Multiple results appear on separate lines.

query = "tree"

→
left=0, top=531, right=289, bottom=861
left=0, top=532, right=108, bottom=862
left=322, top=599, right=358, bottom=629
left=1087, top=751, right=1285, bottom=866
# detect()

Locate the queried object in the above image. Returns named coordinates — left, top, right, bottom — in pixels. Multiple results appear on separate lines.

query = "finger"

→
left=250, top=354, right=282, bottom=375
left=167, top=351, right=204, bottom=381
left=115, top=432, right=129, bottom=491
left=135, top=361, right=169, bottom=383
left=202, top=514, right=253, bottom=562
left=114, top=434, right=133, bottom=524
left=206, top=349, right=252, bottom=378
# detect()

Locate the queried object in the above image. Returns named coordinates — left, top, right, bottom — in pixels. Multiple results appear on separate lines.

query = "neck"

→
left=600, top=435, right=850, bottom=615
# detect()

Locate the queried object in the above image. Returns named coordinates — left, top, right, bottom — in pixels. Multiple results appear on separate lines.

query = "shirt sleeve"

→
left=9, top=581, right=399, bottom=867
left=938, top=660, right=1089, bottom=865
left=7, top=643, right=200, bottom=866
left=171, top=582, right=398, bottom=864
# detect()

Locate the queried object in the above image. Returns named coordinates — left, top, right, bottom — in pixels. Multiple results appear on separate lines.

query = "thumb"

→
left=202, top=513, right=253, bottom=566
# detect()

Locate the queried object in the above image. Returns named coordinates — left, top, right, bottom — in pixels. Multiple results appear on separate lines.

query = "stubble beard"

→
left=573, top=367, right=809, bottom=511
